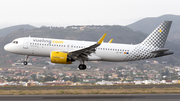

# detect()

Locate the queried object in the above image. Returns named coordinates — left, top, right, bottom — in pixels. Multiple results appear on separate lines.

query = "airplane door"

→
left=23, top=39, right=29, bottom=49
left=32, top=50, right=34, bottom=55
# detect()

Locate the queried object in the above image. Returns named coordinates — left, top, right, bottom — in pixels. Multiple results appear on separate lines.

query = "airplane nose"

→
left=4, top=44, right=10, bottom=51
left=4, top=43, right=17, bottom=53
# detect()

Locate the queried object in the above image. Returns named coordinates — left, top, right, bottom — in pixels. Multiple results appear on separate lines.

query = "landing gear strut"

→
left=23, top=55, right=29, bottom=65
left=78, top=58, right=87, bottom=70
left=78, top=64, right=86, bottom=70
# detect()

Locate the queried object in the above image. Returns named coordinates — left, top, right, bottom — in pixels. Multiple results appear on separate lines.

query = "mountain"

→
left=0, top=24, right=36, bottom=37
left=1, top=25, right=180, bottom=66
left=127, top=14, right=180, bottom=44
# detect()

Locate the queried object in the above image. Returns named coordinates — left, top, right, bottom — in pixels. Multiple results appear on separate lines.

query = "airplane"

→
left=4, top=21, right=173, bottom=70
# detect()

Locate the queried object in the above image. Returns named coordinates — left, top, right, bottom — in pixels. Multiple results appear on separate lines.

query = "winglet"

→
left=108, top=39, right=113, bottom=43
left=97, top=33, right=107, bottom=44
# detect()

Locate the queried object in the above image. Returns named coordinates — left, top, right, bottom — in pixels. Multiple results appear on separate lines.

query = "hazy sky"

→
left=0, top=0, right=179, bottom=28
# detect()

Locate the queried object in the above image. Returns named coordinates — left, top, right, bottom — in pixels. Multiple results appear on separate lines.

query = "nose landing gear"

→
left=23, top=55, right=29, bottom=65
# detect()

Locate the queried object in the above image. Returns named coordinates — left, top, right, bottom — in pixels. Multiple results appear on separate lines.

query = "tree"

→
left=31, top=74, right=37, bottom=81
left=72, top=75, right=77, bottom=83
left=21, top=78, right=28, bottom=82
left=117, top=73, right=123, bottom=77
left=43, top=76, right=56, bottom=82
left=104, top=74, right=109, bottom=81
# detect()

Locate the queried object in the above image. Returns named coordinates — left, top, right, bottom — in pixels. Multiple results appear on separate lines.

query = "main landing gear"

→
left=78, top=59, right=87, bottom=70
left=23, top=55, right=29, bottom=65
left=78, top=64, right=86, bottom=70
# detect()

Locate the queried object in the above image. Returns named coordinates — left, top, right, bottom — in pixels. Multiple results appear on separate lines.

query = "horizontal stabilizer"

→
left=151, top=48, right=173, bottom=57
left=155, top=50, right=173, bottom=57
left=151, top=48, right=169, bottom=53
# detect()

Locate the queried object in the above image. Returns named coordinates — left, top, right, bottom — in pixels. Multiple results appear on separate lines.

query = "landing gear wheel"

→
left=78, top=64, right=83, bottom=70
left=23, top=55, right=29, bottom=65
left=83, top=65, right=87, bottom=70
left=78, top=64, right=86, bottom=70
left=23, top=61, right=28, bottom=65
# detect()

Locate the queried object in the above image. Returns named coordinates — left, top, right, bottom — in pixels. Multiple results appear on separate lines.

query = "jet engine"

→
left=50, top=51, right=74, bottom=64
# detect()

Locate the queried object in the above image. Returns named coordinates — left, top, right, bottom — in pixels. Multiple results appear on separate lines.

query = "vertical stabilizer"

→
left=140, top=21, right=172, bottom=48
left=124, top=21, right=172, bottom=61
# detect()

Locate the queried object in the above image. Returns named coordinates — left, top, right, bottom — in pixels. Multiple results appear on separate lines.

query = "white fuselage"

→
left=4, top=21, right=173, bottom=67
left=4, top=37, right=138, bottom=62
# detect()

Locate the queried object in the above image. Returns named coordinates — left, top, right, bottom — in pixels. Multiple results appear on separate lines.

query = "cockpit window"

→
left=12, top=41, right=18, bottom=44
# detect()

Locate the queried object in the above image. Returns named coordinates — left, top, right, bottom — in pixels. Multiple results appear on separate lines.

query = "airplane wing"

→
left=68, top=33, right=107, bottom=60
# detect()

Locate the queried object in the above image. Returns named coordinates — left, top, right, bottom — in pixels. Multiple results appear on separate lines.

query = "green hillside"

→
left=0, top=24, right=36, bottom=37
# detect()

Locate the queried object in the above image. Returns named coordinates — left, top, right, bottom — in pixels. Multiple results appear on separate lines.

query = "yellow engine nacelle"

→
left=50, top=51, right=72, bottom=64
